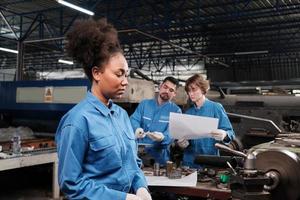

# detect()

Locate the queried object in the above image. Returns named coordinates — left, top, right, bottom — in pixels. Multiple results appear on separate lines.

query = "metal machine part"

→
left=11, top=135, right=21, bottom=154
left=216, top=136, right=300, bottom=200
left=209, top=92, right=300, bottom=128
left=274, top=137, right=300, bottom=147
left=230, top=171, right=271, bottom=200
left=166, top=161, right=174, bottom=177
left=208, top=91, right=300, bottom=152
left=153, top=163, right=160, bottom=176
left=215, top=143, right=247, bottom=158
left=264, top=171, right=279, bottom=191
left=194, top=154, right=243, bottom=168
left=253, top=149, right=300, bottom=200
left=0, top=78, right=155, bottom=132
left=227, top=112, right=282, bottom=134
left=243, top=153, right=256, bottom=170
left=215, top=143, right=271, bottom=200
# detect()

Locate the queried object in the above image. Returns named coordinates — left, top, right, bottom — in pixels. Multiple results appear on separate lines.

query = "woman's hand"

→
left=126, top=194, right=142, bottom=200
left=136, top=187, right=152, bottom=200
left=177, top=138, right=189, bottom=149
left=211, top=129, right=227, bottom=141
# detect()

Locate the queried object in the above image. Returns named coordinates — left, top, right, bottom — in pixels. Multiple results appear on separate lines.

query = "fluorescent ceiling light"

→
left=234, top=50, right=268, bottom=55
left=58, top=59, right=74, bottom=65
left=57, top=0, right=94, bottom=16
left=0, top=47, right=18, bottom=54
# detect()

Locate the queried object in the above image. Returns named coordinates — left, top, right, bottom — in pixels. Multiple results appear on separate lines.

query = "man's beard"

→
left=159, top=93, right=170, bottom=101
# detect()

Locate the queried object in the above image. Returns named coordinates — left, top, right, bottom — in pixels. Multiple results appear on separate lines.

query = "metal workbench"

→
left=0, top=152, right=59, bottom=199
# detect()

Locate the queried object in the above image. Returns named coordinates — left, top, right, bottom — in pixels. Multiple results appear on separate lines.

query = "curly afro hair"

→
left=66, top=18, right=123, bottom=80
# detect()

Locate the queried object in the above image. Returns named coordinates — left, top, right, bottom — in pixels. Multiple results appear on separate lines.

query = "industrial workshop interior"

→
left=0, top=0, right=300, bottom=200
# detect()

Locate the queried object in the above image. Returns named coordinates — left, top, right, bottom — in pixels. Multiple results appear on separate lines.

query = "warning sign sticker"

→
left=44, top=87, right=53, bottom=103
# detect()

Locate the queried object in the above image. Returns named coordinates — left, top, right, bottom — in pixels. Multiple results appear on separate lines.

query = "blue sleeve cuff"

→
left=131, top=171, right=148, bottom=193
left=114, top=190, right=127, bottom=200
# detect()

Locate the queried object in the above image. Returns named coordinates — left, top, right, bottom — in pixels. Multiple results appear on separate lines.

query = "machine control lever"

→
left=215, top=143, right=257, bottom=170
left=215, top=143, right=247, bottom=158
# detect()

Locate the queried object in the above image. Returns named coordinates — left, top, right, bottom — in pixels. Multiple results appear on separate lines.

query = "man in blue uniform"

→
left=130, top=76, right=182, bottom=165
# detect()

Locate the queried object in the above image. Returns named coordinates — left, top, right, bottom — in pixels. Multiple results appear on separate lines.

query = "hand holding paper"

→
left=136, top=187, right=152, bottom=200
left=211, top=129, right=227, bottom=141
left=177, top=138, right=189, bottom=149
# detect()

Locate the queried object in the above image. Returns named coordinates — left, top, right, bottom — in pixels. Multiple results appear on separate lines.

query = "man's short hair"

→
left=162, top=76, right=179, bottom=88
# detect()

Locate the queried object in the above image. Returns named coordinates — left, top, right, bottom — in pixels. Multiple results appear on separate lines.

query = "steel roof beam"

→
left=0, top=10, right=19, bottom=40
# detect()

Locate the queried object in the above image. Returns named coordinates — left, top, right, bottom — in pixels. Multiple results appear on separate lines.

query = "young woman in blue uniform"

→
left=130, top=77, right=182, bottom=165
left=178, top=74, right=235, bottom=168
left=55, top=19, right=151, bottom=200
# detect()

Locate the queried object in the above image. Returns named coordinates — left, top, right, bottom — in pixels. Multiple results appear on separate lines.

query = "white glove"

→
left=211, top=129, right=227, bottom=141
left=136, top=187, right=152, bottom=200
left=126, top=194, right=142, bottom=200
left=177, top=138, right=189, bottom=149
left=135, top=128, right=146, bottom=139
left=146, top=131, right=164, bottom=142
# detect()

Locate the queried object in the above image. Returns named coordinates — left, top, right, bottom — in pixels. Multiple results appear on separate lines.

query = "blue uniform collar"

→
left=86, top=91, right=117, bottom=116
left=193, top=97, right=208, bottom=110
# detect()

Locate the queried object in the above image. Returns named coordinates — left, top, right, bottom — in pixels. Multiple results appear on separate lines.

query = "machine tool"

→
left=209, top=90, right=300, bottom=150
left=0, top=78, right=154, bottom=131
left=212, top=135, right=300, bottom=200
left=0, top=78, right=155, bottom=155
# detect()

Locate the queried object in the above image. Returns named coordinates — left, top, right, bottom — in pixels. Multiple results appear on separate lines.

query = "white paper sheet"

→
left=169, top=112, right=219, bottom=139
left=146, top=171, right=197, bottom=187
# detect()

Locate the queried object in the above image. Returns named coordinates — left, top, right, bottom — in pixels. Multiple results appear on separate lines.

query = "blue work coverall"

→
left=182, top=98, right=235, bottom=168
left=130, top=98, right=181, bottom=165
left=56, top=92, right=147, bottom=199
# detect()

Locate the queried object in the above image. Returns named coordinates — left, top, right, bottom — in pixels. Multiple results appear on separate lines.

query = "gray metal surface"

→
left=254, top=149, right=300, bottom=200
